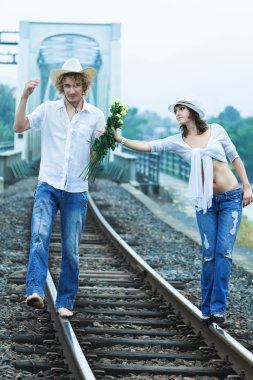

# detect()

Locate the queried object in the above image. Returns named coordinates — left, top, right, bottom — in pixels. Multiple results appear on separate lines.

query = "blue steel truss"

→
left=37, top=33, right=102, bottom=104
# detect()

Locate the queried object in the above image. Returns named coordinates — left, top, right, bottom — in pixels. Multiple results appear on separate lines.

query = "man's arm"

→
left=13, top=78, right=39, bottom=133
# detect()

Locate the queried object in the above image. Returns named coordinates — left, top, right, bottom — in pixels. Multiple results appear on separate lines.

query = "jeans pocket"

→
left=226, top=191, right=242, bottom=202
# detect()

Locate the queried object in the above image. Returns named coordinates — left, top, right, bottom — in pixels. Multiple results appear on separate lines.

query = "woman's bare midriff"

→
left=213, top=160, right=239, bottom=194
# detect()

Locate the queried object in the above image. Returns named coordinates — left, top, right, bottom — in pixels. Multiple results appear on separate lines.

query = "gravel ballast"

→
left=0, top=175, right=252, bottom=379
left=90, top=178, right=253, bottom=353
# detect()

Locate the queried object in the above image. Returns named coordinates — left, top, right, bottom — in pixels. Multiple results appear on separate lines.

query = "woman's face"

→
left=174, top=105, right=192, bottom=125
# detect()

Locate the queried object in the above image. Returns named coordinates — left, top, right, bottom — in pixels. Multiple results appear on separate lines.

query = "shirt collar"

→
left=56, top=98, right=92, bottom=113
left=56, top=98, right=65, bottom=110
left=82, top=100, right=92, bottom=113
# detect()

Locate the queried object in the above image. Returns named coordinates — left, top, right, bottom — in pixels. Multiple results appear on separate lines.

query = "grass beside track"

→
left=237, top=217, right=253, bottom=251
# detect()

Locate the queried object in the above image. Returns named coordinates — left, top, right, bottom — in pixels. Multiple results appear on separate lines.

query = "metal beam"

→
left=0, top=30, right=19, bottom=64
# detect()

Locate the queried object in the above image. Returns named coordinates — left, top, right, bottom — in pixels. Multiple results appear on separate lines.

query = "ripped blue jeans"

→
left=26, top=182, right=88, bottom=309
left=196, top=188, right=242, bottom=317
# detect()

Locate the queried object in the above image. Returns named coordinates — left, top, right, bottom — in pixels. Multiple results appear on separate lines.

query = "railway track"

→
left=2, top=181, right=253, bottom=379
left=45, top=194, right=253, bottom=379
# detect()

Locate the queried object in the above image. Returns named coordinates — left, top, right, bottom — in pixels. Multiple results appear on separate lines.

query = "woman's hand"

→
left=97, top=126, right=107, bottom=136
left=111, top=127, right=122, bottom=143
left=243, top=185, right=253, bottom=207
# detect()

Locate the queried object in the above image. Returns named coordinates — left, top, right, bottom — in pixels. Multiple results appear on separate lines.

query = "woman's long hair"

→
left=178, top=107, right=208, bottom=137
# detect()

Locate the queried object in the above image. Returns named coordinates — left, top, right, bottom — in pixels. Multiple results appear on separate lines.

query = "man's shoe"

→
left=26, top=293, right=44, bottom=309
left=212, top=315, right=225, bottom=324
left=202, top=316, right=213, bottom=326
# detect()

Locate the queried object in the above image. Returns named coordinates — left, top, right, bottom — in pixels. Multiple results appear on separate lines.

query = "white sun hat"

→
left=168, top=100, right=205, bottom=119
left=50, top=58, right=96, bottom=86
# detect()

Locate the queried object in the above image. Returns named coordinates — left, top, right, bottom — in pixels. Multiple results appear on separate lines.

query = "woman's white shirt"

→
left=150, top=124, right=239, bottom=213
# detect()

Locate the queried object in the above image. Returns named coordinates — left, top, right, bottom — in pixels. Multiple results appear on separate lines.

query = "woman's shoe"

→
left=202, top=316, right=213, bottom=326
left=212, top=315, right=225, bottom=324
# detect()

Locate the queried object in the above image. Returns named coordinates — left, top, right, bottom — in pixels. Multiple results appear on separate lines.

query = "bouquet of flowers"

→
left=80, top=100, right=128, bottom=182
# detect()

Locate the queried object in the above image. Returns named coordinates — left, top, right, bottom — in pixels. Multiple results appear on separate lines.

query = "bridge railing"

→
left=121, top=148, right=190, bottom=184
left=160, top=151, right=190, bottom=182
left=136, top=151, right=160, bottom=184
left=0, top=141, right=14, bottom=151
left=122, top=148, right=159, bottom=184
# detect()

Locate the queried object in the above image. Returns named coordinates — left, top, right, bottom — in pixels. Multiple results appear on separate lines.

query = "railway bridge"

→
left=0, top=20, right=121, bottom=183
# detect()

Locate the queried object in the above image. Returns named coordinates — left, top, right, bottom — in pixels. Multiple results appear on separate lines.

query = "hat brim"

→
left=50, top=67, right=96, bottom=86
left=168, top=102, right=205, bottom=119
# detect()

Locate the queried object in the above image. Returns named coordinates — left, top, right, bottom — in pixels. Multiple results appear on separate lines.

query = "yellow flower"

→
left=81, top=99, right=128, bottom=182
left=120, top=105, right=128, bottom=115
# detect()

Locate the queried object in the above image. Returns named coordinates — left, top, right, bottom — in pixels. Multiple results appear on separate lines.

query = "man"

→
left=14, top=58, right=105, bottom=317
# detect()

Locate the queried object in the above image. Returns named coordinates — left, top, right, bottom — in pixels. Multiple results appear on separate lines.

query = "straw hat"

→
left=50, top=58, right=96, bottom=86
left=168, top=100, right=205, bottom=119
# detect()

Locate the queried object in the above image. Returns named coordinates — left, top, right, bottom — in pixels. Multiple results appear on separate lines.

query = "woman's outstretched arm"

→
left=113, top=128, right=151, bottom=152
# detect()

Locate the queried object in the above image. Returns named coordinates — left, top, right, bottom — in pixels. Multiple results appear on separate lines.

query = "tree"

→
left=209, top=105, right=253, bottom=181
left=122, top=107, right=147, bottom=140
left=218, top=105, right=242, bottom=126
left=139, top=110, right=178, bottom=140
left=0, top=83, right=16, bottom=142
left=122, top=107, right=178, bottom=142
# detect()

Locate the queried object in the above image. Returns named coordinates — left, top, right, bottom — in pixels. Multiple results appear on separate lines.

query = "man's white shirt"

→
left=27, top=98, right=105, bottom=192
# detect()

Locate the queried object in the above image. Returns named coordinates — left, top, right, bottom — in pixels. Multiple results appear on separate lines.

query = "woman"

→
left=113, top=100, right=253, bottom=325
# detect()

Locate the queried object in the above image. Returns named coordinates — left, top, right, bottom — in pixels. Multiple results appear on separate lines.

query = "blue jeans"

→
left=196, top=188, right=242, bottom=317
left=26, top=182, right=88, bottom=309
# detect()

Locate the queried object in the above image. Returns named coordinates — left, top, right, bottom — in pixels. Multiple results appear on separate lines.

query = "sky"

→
left=0, top=0, right=253, bottom=120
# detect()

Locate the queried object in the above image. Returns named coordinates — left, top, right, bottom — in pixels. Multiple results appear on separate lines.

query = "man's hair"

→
left=55, top=72, right=92, bottom=96
left=177, top=106, right=208, bottom=137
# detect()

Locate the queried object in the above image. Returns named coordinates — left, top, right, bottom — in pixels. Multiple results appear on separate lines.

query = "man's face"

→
left=62, top=76, right=83, bottom=104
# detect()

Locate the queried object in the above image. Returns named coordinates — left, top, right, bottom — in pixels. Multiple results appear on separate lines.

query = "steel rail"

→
left=45, top=271, right=96, bottom=380
left=88, top=193, right=253, bottom=379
